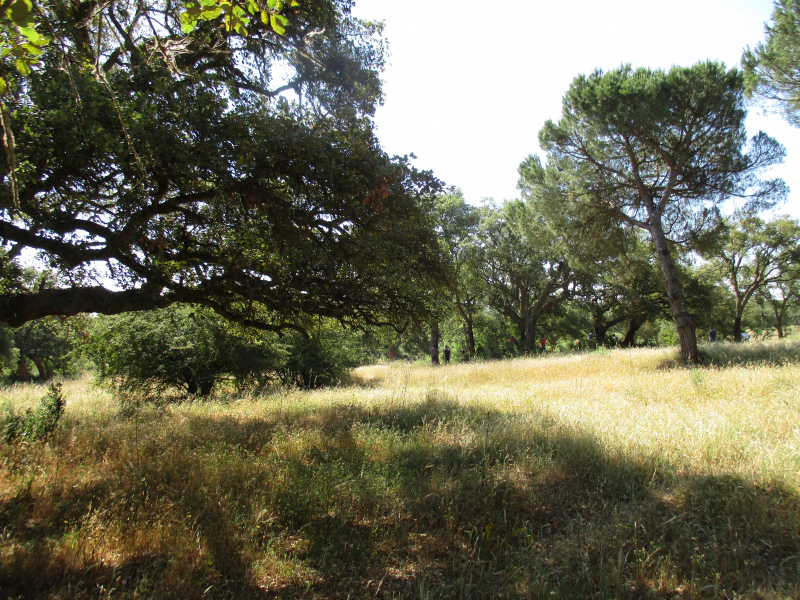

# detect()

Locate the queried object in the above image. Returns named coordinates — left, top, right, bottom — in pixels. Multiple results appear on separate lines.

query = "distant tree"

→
left=758, top=275, right=800, bottom=338
left=12, top=316, right=86, bottom=380
left=743, top=0, right=800, bottom=126
left=4, top=269, right=87, bottom=379
left=519, top=157, right=670, bottom=347
left=701, top=213, right=800, bottom=341
left=480, top=201, right=574, bottom=352
left=538, top=62, right=786, bottom=363
left=435, top=190, right=484, bottom=356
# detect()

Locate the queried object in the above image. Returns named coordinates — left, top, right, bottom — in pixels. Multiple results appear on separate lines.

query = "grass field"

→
left=2, top=341, right=800, bottom=599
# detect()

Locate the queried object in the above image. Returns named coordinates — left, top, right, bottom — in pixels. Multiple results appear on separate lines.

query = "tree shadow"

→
left=656, top=340, right=800, bottom=370
left=1, top=396, right=799, bottom=598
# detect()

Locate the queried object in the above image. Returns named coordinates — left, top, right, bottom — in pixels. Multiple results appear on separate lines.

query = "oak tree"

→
left=479, top=201, right=574, bottom=352
left=434, top=189, right=484, bottom=357
left=701, top=213, right=800, bottom=341
left=0, top=0, right=449, bottom=334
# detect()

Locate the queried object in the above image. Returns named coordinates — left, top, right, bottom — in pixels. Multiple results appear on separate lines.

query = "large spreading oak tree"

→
left=479, top=201, right=575, bottom=352
left=537, top=62, right=786, bottom=363
left=0, top=0, right=449, bottom=333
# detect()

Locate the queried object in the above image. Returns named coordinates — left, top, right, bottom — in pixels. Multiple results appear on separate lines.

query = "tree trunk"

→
left=464, top=316, right=475, bottom=357
left=622, top=315, right=644, bottom=347
left=771, top=302, right=786, bottom=339
left=16, top=356, right=28, bottom=379
left=30, top=355, right=48, bottom=379
left=733, top=314, right=743, bottom=343
left=388, top=338, right=401, bottom=361
left=455, top=294, right=477, bottom=357
left=183, top=368, right=198, bottom=395
left=429, top=321, right=440, bottom=365
left=650, top=221, right=698, bottom=364
left=524, top=315, right=536, bottom=352
left=518, top=288, right=532, bottom=350
left=592, top=322, right=609, bottom=346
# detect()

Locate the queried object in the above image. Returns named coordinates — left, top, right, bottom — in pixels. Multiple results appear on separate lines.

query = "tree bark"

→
left=464, top=316, right=476, bottom=357
left=622, top=315, right=644, bottom=347
left=518, top=288, right=532, bottom=350
left=455, top=297, right=476, bottom=357
left=387, top=338, right=401, bottom=361
left=0, top=286, right=170, bottom=327
left=429, top=320, right=440, bottom=365
left=592, top=322, right=608, bottom=346
left=524, top=315, right=536, bottom=353
left=771, top=301, right=786, bottom=339
left=30, top=355, right=48, bottom=379
left=733, top=314, right=743, bottom=343
left=16, top=356, right=28, bottom=379
left=650, top=221, right=698, bottom=364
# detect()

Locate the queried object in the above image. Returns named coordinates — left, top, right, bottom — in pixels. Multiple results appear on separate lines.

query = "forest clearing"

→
left=2, top=341, right=800, bottom=599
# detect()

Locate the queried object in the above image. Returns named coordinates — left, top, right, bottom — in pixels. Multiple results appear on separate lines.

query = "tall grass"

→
left=1, top=341, right=799, bottom=599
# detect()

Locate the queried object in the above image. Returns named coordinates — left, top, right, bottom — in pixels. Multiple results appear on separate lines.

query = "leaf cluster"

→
left=743, top=0, right=800, bottom=126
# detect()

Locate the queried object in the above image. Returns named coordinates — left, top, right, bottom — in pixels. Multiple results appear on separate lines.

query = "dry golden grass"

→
left=355, top=344, right=800, bottom=484
left=1, top=341, right=800, bottom=599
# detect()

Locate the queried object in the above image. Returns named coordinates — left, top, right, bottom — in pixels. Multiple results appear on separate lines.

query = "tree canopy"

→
left=743, top=0, right=800, bottom=126
left=700, top=213, right=800, bottom=341
left=0, top=0, right=449, bottom=333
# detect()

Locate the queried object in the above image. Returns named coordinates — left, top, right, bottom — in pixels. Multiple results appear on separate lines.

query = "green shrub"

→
left=89, top=306, right=282, bottom=398
left=277, top=328, right=370, bottom=388
left=3, top=382, right=65, bottom=443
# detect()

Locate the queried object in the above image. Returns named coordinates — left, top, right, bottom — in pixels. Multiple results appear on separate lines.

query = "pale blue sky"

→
left=351, top=0, right=800, bottom=216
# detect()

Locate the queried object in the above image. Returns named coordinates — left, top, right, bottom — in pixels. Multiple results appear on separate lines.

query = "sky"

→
left=350, top=0, right=800, bottom=217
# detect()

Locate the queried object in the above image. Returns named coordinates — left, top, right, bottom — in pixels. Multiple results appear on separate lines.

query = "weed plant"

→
left=1, top=341, right=800, bottom=599
left=2, top=382, right=64, bottom=443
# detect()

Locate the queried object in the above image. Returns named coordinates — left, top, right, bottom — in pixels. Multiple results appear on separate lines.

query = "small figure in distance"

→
left=540, top=336, right=546, bottom=352
left=443, top=345, right=451, bottom=365
left=709, top=328, right=717, bottom=343
left=740, top=331, right=750, bottom=341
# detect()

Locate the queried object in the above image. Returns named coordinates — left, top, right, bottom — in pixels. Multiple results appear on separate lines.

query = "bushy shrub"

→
left=3, top=383, right=65, bottom=443
left=277, top=328, right=371, bottom=388
left=89, top=306, right=282, bottom=397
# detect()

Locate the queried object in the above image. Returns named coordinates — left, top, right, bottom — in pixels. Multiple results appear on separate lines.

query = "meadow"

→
left=1, top=341, right=800, bottom=599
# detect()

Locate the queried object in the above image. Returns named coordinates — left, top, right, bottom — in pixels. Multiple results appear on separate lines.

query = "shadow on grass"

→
left=656, top=340, right=800, bottom=370
left=1, top=395, right=799, bottom=599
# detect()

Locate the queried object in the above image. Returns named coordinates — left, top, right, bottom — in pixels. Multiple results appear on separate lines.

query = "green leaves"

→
left=0, top=0, right=50, bottom=80
left=180, top=0, right=296, bottom=36
left=742, top=0, right=800, bottom=126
